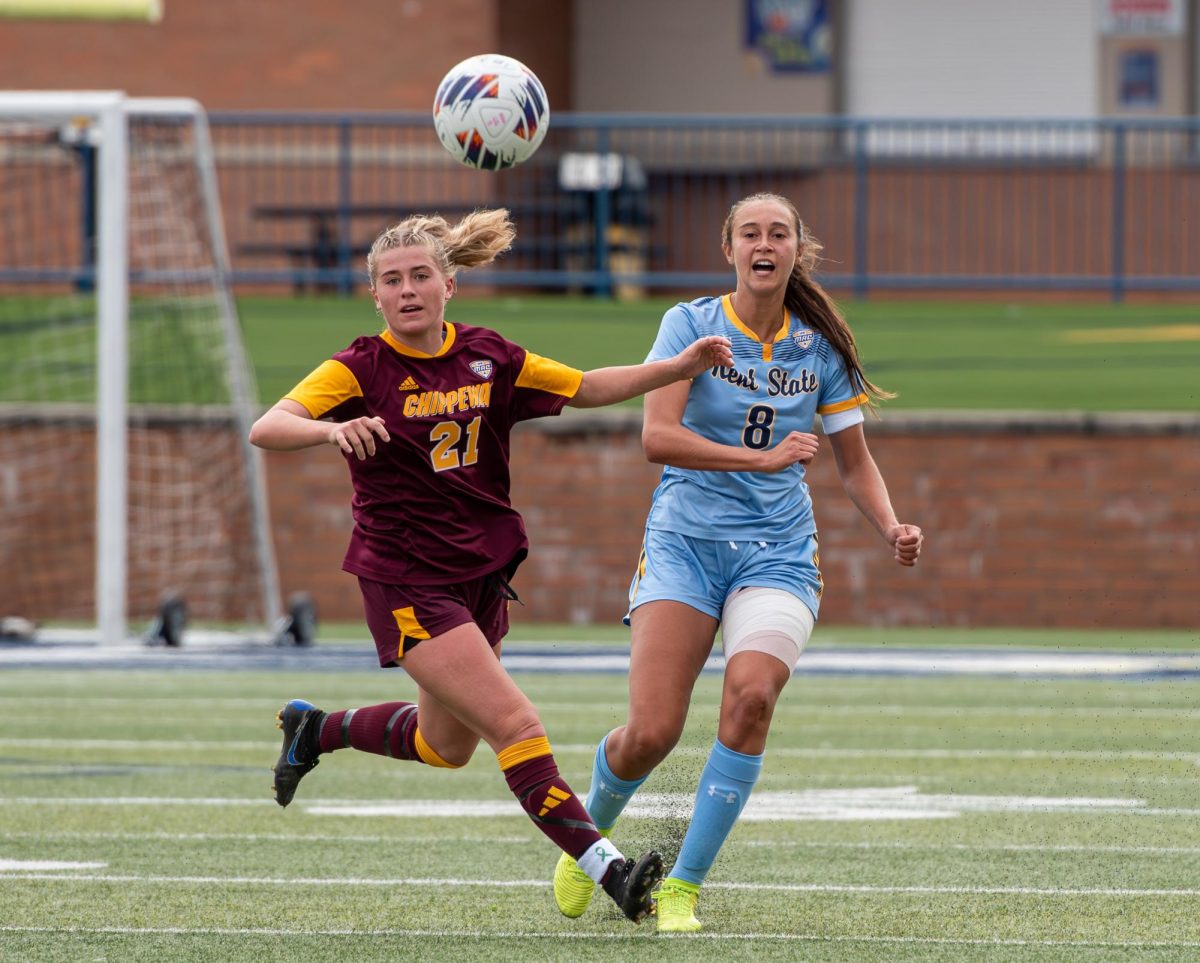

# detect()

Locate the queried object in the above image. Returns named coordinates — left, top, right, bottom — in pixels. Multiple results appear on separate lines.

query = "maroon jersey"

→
left=284, top=322, right=583, bottom=585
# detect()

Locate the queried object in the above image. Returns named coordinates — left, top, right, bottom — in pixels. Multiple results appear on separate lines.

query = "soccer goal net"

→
left=0, top=92, right=280, bottom=646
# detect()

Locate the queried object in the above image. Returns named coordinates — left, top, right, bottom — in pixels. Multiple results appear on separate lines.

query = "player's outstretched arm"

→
left=827, top=423, right=923, bottom=566
left=567, top=335, right=733, bottom=409
left=250, top=399, right=390, bottom=461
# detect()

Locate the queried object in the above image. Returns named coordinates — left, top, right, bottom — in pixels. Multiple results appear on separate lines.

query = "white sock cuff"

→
left=575, top=838, right=625, bottom=884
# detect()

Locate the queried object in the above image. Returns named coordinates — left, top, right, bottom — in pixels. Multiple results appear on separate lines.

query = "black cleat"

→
left=272, top=698, right=324, bottom=808
left=601, top=850, right=664, bottom=923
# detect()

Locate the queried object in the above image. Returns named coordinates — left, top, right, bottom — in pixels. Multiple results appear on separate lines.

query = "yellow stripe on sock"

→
left=414, top=727, right=461, bottom=768
left=496, top=735, right=552, bottom=771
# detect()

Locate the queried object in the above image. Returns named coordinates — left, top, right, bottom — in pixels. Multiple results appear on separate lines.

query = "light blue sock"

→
left=671, top=739, right=763, bottom=886
left=584, top=730, right=649, bottom=831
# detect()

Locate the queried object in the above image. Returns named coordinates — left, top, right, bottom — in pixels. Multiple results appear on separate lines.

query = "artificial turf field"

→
left=3, top=630, right=1200, bottom=962
left=4, top=294, right=1198, bottom=959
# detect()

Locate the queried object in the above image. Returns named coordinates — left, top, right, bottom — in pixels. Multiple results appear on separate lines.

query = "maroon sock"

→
left=502, top=750, right=603, bottom=860
left=318, top=703, right=421, bottom=761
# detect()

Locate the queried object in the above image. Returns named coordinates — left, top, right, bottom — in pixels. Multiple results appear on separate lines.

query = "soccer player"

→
left=552, top=193, right=923, bottom=931
left=249, top=208, right=733, bottom=924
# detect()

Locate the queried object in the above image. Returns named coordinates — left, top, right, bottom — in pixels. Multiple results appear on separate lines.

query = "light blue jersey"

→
left=644, top=294, right=867, bottom=542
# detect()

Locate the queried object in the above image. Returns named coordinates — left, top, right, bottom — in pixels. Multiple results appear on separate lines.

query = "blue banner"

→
left=745, top=0, right=831, bottom=73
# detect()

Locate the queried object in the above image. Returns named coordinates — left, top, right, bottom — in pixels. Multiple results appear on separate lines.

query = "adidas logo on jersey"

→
left=398, top=376, right=420, bottom=391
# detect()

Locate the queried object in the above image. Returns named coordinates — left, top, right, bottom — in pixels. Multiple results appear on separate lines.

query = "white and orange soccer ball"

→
left=432, top=53, right=550, bottom=171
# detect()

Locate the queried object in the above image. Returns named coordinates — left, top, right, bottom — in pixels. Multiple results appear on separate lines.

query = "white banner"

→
left=1097, top=0, right=1185, bottom=36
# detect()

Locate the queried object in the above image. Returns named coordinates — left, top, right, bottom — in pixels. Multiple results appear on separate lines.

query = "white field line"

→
left=0, top=831, right=532, bottom=844
left=0, top=738, right=270, bottom=751
left=745, top=840, right=1200, bottom=855
left=6, top=829, right=1200, bottom=856
left=0, top=924, right=1198, bottom=950
left=3, top=872, right=1200, bottom=898
left=4, top=789, right=1200, bottom=820
left=0, top=697, right=282, bottom=706
left=2, top=738, right=1198, bottom=762
left=9, top=695, right=1199, bottom=719
left=553, top=703, right=1200, bottom=720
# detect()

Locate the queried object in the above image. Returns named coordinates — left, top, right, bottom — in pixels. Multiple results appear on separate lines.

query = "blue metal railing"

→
left=15, top=113, right=1200, bottom=300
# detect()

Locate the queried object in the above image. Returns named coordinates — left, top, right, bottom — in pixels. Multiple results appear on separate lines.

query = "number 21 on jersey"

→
left=429, top=415, right=481, bottom=471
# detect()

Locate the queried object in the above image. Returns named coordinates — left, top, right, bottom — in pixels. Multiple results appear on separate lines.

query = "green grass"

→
left=5, top=294, right=1198, bottom=411
left=3, top=657, right=1200, bottom=961
left=239, top=295, right=1200, bottom=411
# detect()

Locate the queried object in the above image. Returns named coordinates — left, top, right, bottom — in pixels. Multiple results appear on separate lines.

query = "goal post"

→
left=0, top=91, right=282, bottom=646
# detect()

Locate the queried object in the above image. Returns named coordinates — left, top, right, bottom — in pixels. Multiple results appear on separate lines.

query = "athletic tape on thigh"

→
left=721, top=587, right=814, bottom=671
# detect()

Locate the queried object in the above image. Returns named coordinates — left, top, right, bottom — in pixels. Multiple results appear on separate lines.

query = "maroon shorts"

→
left=358, top=570, right=513, bottom=668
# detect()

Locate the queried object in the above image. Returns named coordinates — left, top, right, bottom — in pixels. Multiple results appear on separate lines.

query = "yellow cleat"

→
left=553, top=850, right=596, bottom=918
left=653, top=877, right=701, bottom=933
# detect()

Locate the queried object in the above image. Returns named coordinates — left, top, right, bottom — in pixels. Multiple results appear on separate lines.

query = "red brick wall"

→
left=263, top=412, right=1200, bottom=630
left=0, top=0, right=572, bottom=112
left=5, top=414, right=1195, bottom=629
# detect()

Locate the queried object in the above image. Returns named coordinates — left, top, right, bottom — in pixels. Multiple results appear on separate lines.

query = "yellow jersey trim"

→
left=720, top=294, right=789, bottom=362
left=817, top=392, right=869, bottom=415
left=380, top=322, right=457, bottom=358
left=496, top=735, right=553, bottom=771
left=392, top=605, right=431, bottom=641
left=284, top=358, right=362, bottom=418
left=515, top=351, right=583, bottom=398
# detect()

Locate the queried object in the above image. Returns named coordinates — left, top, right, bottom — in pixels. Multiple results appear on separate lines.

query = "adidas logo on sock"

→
left=538, top=785, right=571, bottom=817
left=398, top=376, right=420, bottom=391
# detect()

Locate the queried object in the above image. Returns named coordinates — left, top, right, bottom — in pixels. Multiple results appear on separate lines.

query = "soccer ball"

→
left=432, top=54, right=550, bottom=171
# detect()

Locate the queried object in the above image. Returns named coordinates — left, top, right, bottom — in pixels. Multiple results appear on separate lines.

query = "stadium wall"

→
left=3, top=415, right=1196, bottom=631
left=259, top=412, right=1199, bottom=631
left=0, top=0, right=572, bottom=111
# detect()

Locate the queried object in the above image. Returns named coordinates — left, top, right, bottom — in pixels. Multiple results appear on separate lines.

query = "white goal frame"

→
left=0, top=91, right=281, bottom=645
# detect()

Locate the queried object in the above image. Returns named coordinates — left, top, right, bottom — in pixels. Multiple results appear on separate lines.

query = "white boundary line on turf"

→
left=6, top=831, right=1200, bottom=856
left=5, top=644, right=1200, bottom=678
left=5, top=795, right=1200, bottom=817
left=4, top=872, right=1200, bottom=897
left=2, top=738, right=1198, bottom=762
left=8, top=696, right=1200, bottom=719
left=0, top=831, right=533, bottom=843
left=1, top=924, right=1199, bottom=949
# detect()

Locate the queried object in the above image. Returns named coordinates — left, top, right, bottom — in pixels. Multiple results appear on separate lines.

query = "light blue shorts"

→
left=625, top=528, right=822, bottom=624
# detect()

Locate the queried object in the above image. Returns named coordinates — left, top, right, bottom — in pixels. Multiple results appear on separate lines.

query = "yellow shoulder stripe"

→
left=515, top=351, right=583, bottom=398
left=817, top=392, right=869, bottom=415
left=284, top=358, right=362, bottom=418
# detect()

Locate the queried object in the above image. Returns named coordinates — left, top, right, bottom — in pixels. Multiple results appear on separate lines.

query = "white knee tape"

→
left=721, top=588, right=814, bottom=672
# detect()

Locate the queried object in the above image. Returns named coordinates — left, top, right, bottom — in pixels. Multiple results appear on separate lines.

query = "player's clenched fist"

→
left=887, top=523, right=923, bottom=566
left=330, top=416, right=390, bottom=460
left=759, top=431, right=820, bottom=473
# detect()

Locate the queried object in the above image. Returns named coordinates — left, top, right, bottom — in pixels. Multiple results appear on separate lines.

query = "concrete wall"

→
left=3, top=0, right=1193, bottom=119
left=570, top=0, right=834, bottom=114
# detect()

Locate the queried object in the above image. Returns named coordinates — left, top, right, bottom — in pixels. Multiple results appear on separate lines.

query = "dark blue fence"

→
left=194, top=113, right=1200, bottom=300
